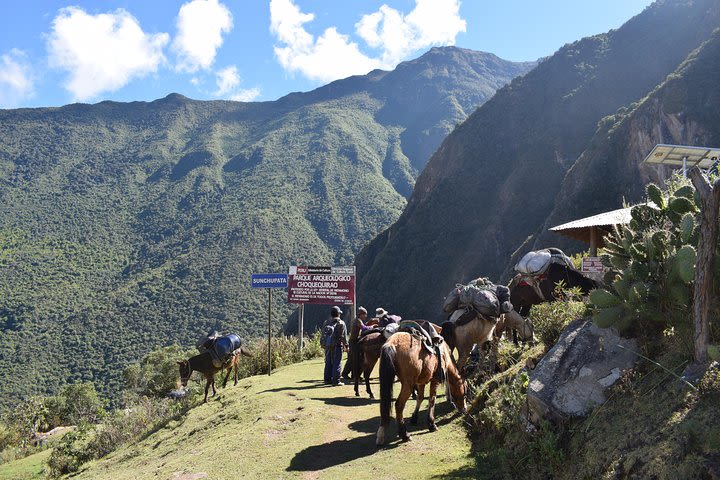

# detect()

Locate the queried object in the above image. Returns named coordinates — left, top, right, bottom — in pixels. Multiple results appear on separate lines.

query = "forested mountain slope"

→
left=356, top=0, right=720, bottom=321
left=0, top=47, right=533, bottom=408
left=527, top=29, right=720, bottom=265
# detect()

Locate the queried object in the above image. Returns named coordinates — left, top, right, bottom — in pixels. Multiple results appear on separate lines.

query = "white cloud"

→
left=0, top=49, right=34, bottom=108
left=270, top=0, right=380, bottom=83
left=230, top=88, right=261, bottom=102
left=269, top=0, right=466, bottom=83
left=356, top=0, right=466, bottom=65
left=213, top=65, right=260, bottom=102
left=47, top=7, right=168, bottom=101
left=173, top=0, right=233, bottom=73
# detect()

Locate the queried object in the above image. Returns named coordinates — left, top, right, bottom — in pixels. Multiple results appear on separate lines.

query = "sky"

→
left=0, top=0, right=655, bottom=109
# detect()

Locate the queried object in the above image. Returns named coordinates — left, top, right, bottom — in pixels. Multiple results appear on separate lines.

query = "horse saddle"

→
left=397, top=320, right=439, bottom=355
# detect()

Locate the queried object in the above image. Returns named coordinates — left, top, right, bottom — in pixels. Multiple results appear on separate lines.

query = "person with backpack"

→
left=321, top=306, right=348, bottom=385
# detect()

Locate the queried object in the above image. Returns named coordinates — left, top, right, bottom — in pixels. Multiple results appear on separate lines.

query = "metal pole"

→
left=298, top=303, right=304, bottom=353
left=683, top=156, right=688, bottom=177
left=268, top=288, right=272, bottom=375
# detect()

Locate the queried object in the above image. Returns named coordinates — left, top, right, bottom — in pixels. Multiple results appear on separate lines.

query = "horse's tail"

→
left=239, top=347, right=253, bottom=357
left=378, top=343, right=396, bottom=426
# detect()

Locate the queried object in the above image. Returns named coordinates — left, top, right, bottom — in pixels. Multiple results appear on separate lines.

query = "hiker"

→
left=341, top=306, right=369, bottom=379
left=322, top=306, right=348, bottom=385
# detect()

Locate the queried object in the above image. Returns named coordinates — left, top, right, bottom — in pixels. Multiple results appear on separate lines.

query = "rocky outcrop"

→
left=526, top=319, right=637, bottom=423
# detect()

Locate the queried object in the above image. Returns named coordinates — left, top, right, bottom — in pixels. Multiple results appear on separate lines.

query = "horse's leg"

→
left=456, top=340, right=472, bottom=373
left=233, top=360, right=239, bottom=386
left=396, top=382, right=414, bottom=442
left=210, top=375, right=217, bottom=397
left=427, top=381, right=439, bottom=432
left=204, top=378, right=211, bottom=403
left=366, top=355, right=378, bottom=399
left=410, top=383, right=426, bottom=425
left=222, top=364, right=232, bottom=388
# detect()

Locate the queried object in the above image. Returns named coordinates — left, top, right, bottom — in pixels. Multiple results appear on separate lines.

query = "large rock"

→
left=527, top=318, right=637, bottom=423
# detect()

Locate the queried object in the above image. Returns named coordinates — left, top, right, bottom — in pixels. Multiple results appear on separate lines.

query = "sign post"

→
left=287, top=266, right=356, bottom=306
left=298, top=303, right=304, bottom=353
left=251, top=273, right=288, bottom=375
left=581, top=257, right=604, bottom=274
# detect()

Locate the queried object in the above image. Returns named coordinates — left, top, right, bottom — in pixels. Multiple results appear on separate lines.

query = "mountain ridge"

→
left=355, top=0, right=720, bottom=321
left=0, top=46, right=533, bottom=408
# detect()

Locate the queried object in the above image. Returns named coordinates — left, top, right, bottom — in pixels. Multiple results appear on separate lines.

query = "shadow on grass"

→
left=309, top=395, right=376, bottom=407
left=257, top=380, right=325, bottom=393
left=287, top=427, right=397, bottom=471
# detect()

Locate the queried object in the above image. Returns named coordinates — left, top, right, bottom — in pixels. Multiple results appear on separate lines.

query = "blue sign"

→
left=252, top=273, right=288, bottom=289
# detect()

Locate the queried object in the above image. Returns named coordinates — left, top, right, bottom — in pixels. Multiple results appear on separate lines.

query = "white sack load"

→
left=515, top=248, right=574, bottom=276
left=515, top=250, right=552, bottom=275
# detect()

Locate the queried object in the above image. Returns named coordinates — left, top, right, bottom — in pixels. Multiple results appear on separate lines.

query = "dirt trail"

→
left=67, top=358, right=477, bottom=480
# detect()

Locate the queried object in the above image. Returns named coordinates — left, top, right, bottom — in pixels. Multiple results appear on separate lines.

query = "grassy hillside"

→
left=0, top=47, right=534, bottom=409
left=63, top=358, right=474, bottom=480
left=356, top=0, right=720, bottom=321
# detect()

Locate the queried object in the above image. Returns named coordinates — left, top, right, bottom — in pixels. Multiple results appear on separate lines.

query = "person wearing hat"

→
left=341, top=306, right=369, bottom=379
left=377, top=307, right=401, bottom=328
left=321, top=306, right=348, bottom=385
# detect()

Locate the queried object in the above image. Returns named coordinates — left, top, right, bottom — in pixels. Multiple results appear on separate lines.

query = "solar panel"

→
left=643, top=144, right=720, bottom=169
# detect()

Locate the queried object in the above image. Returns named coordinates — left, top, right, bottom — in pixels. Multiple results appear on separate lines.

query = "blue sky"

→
left=0, top=0, right=654, bottom=109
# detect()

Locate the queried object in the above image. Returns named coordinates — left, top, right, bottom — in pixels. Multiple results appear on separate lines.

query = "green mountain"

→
left=355, top=0, right=720, bottom=320
left=0, top=47, right=533, bottom=408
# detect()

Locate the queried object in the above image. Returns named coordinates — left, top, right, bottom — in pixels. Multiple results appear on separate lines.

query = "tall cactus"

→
left=590, top=175, right=700, bottom=331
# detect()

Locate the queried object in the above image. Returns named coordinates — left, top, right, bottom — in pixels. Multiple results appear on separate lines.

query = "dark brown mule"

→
left=353, top=321, right=442, bottom=398
left=509, top=263, right=598, bottom=316
left=352, top=331, right=384, bottom=398
left=376, top=332, right=466, bottom=446
left=177, top=348, right=252, bottom=402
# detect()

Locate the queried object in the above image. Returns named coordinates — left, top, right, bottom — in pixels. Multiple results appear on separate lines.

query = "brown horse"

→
left=441, top=311, right=498, bottom=371
left=376, top=332, right=466, bottom=446
left=177, top=348, right=251, bottom=402
left=353, top=321, right=442, bottom=398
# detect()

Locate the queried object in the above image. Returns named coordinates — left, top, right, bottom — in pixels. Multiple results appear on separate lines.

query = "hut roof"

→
left=549, top=206, right=633, bottom=246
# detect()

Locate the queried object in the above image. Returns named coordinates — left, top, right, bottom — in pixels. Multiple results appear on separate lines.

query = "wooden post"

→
left=589, top=226, right=598, bottom=257
left=298, top=303, right=304, bottom=353
left=268, top=289, right=272, bottom=375
left=688, top=167, right=720, bottom=364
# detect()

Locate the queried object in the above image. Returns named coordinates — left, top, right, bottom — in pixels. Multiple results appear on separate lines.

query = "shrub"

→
left=123, top=344, right=196, bottom=399
left=528, top=284, right=587, bottom=346
left=591, top=176, right=700, bottom=333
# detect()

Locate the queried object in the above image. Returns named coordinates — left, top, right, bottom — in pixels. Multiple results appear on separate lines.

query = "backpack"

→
left=322, top=322, right=336, bottom=348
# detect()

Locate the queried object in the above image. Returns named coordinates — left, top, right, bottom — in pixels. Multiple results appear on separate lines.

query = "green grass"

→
left=69, top=358, right=476, bottom=480
left=0, top=449, right=51, bottom=480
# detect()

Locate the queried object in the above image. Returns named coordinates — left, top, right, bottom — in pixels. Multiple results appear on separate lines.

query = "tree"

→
left=8, top=396, right=48, bottom=448
left=688, top=166, right=720, bottom=364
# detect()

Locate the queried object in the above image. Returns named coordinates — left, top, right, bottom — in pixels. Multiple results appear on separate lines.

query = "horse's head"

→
left=447, top=376, right=468, bottom=414
left=177, top=360, right=191, bottom=387
left=443, top=346, right=468, bottom=414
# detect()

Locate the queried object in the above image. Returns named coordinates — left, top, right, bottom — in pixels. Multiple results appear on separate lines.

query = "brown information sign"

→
left=287, top=266, right=356, bottom=305
left=581, top=257, right=604, bottom=273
